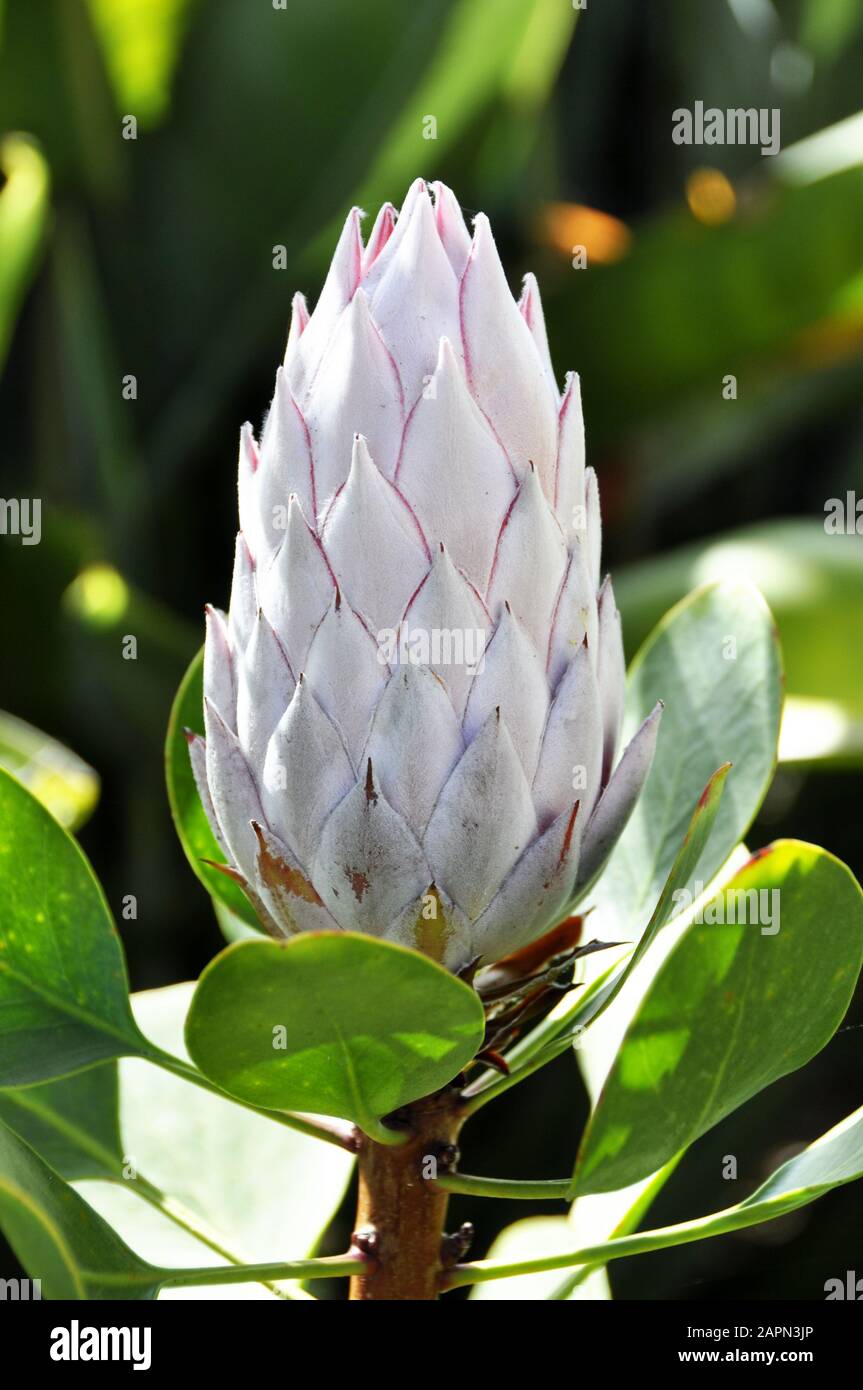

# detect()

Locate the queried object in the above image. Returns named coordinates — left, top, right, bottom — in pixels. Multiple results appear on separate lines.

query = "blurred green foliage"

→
left=0, top=708, right=98, bottom=829
left=1, top=0, right=862, bottom=1301
left=0, top=134, right=50, bottom=368
left=615, top=521, right=863, bottom=765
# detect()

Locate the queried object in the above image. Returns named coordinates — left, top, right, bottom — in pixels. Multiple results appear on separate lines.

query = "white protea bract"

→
left=192, top=180, right=661, bottom=973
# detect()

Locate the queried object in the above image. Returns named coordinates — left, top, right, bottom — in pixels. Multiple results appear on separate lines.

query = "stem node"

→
left=349, top=1091, right=464, bottom=1301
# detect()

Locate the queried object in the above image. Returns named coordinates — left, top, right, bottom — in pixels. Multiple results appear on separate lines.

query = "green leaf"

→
left=451, top=1101, right=863, bottom=1292
left=615, top=521, right=863, bottom=768
left=139, top=0, right=575, bottom=479
left=0, top=135, right=50, bottom=370
left=469, top=1216, right=600, bottom=1301
left=358, top=0, right=574, bottom=209
left=556, top=1157, right=682, bottom=1301
left=185, top=933, right=485, bottom=1138
left=213, top=897, right=263, bottom=943
left=470, top=1158, right=681, bottom=1300
left=738, top=1102, right=863, bottom=1218
left=0, top=768, right=148, bottom=1085
left=0, top=1121, right=161, bottom=1300
left=542, top=161, right=863, bottom=442
left=0, top=710, right=100, bottom=831
left=0, top=985, right=354, bottom=1298
left=574, top=841, right=863, bottom=1195
left=581, top=763, right=731, bottom=1031
left=0, top=1067, right=121, bottom=1181
left=166, top=647, right=262, bottom=932
left=0, top=1119, right=357, bottom=1298
left=568, top=867, right=753, bottom=1293
left=0, top=2, right=119, bottom=199
left=592, top=580, right=782, bottom=940
left=77, top=982, right=354, bottom=1299
left=86, top=0, right=195, bottom=127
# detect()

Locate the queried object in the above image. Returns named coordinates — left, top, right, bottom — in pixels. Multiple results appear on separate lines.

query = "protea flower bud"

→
left=190, top=179, right=661, bottom=972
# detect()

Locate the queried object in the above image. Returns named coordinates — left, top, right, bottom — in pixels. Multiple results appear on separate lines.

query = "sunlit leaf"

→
left=186, top=933, right=485, bottom=1139
left=615, top=521, right=863, bottom=767
left=0, top=1066, right=120, bottom=1181
left=0, top=984, right=354, bottom=1299
left=79, top=983, right=353, bottom=1300
left=86, top=0, right=194, bottom=126
left=591, top=581, right=782, bottom=941
left=0, top=134, right=50, bottom=369
left=0, top=769, right=148, bottom=1085
left=0, top=1121, right=160, bottom=1300
left=0, top=710, right=99, bottom=831
left=574, top=841, right=863, bottom=1195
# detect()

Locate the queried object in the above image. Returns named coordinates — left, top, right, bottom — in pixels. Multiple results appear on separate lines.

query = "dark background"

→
left=1, top=0, right=862, bottom=1299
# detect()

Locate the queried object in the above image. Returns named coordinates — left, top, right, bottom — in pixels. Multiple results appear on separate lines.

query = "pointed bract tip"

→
left=235, top=531, right=255, bottom=568
left=364, top=758, right=378, bottom=805
left=518, top=271, right=538, bottom=320
left=363, top=202, right=396, bottom=271
left=350, top=432, right=375, bottom=474
left=239, top=422, right=258, bottom=474
left=435, top=334, right=456, bottom=371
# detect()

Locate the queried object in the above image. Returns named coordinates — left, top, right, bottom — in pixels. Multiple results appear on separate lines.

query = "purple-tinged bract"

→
left=191, top=180, right=661, bottom=971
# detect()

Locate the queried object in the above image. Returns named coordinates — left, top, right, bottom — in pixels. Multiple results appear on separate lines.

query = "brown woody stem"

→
left=349, top=1090, right=465, bottom=1301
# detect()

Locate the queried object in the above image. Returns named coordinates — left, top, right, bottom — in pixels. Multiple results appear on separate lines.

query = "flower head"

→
left=190, top=180, right=660, bottom=970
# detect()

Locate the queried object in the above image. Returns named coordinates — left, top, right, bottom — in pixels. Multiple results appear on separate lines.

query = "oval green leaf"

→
left=165, top=646, right=262, bottom=931
left=185, top=933, right=486, bottom=1138
left=0, top=769, right=148, bottom=1085
left=0, top=1121, right=161, bottom=1300
left=79, top=982, right=354, bottom=1295
left=574, top=841, right=863, bottom=1195
left=1, top=985, right=354, bottom=1298
left=592, top=580, right=782, bottom=939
